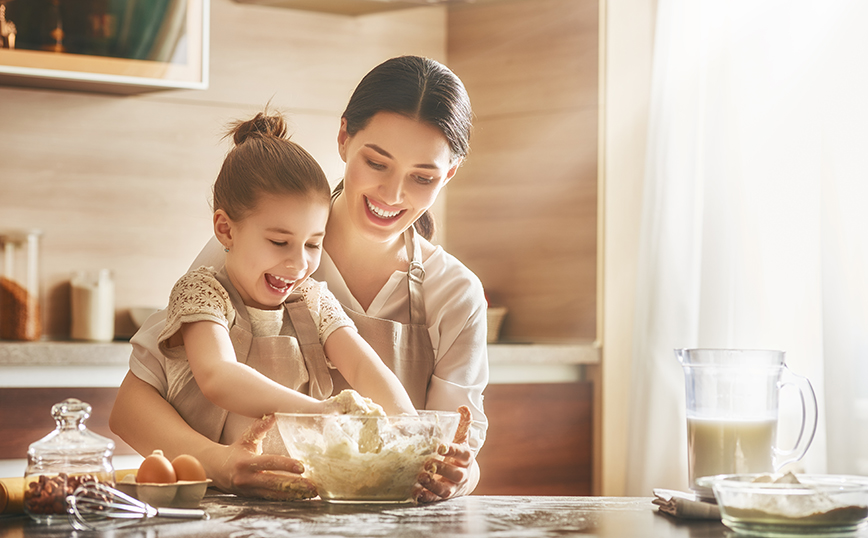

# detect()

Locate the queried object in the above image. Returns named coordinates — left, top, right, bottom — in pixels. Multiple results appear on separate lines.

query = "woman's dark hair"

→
left=336, top=55, right=473, bottom=240
left=213, top=111, right=330, bottom=221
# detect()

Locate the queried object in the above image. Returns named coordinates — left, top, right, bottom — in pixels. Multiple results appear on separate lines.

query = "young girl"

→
left=145, top=110, right=415, bottom=446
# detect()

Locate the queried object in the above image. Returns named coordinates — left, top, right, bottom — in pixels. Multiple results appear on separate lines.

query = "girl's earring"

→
left=224, top=247, right=230, bottom=253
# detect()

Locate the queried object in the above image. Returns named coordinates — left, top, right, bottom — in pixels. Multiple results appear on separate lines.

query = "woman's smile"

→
left=338, top=112, right=457, bottom=244
left=365, top=196, right=405, bottom=222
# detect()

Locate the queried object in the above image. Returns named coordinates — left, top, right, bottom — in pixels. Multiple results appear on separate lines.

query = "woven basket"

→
left=486, top=306, right=508, bottom=343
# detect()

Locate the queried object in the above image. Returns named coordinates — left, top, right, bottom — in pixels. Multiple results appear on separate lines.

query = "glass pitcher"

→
left=676, top=349, right=817, bottom=498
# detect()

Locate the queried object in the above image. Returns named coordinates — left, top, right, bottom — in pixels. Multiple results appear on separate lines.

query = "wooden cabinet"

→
left=474, top=382, right=593, bottom=495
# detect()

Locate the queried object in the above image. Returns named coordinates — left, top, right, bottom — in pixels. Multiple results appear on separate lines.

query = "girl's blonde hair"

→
left=213, top=111, right=330, bottom=221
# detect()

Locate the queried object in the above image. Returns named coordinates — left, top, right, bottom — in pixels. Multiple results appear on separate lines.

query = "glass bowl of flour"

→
left=698, top=472, right=868, bottom=537
left=276, top=392, right=460, bottom=503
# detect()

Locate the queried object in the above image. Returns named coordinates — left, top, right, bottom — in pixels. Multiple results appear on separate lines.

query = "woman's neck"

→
left=325, top=195, right=408, bottom=310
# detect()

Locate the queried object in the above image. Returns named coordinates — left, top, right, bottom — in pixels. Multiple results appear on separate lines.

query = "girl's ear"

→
left=214, top=210, right=234, bottom=249
left=337, top=117, right=350, bottom=163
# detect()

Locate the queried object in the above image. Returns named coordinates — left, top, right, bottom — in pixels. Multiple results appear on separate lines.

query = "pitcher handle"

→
left=773, top=367, right=818, bottom=470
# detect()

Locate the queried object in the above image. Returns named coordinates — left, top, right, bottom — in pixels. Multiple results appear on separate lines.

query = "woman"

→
left=111, top=56, right=488, bottom=502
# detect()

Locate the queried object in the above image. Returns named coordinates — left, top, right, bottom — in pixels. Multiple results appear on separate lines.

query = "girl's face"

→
left=337, top=111, right=461, bottom=244
left=215, top=193, right=329, bottom=310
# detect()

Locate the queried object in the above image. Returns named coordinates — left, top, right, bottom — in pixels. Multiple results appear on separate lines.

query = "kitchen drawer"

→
left=474, top=381, right=593, bottom=495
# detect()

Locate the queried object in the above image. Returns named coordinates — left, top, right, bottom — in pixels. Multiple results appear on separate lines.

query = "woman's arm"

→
left=323, top=326, right=416, bottom=415
left=414, top=261, right=489, bottom=501
left=109, top=371, right=316, bottom=499
left=180, top=320, right=326, bottom=416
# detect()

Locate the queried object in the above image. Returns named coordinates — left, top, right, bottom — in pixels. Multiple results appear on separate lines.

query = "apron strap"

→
left=214, top=267, right=253, bottom=363
left=284, top=296, right=334, bottom=400
left=405, top=226, right=427, bottom=326
left=214, top=267, right=252, bottom=335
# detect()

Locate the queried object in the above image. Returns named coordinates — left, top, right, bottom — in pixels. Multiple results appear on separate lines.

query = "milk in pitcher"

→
left=687, top=416, right=776, bottom=489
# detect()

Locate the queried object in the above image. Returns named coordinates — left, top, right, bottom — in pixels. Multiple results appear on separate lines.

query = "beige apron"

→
left=171, top=268, right=332, bottom=445
left=329, top=227, right=436, bottom=409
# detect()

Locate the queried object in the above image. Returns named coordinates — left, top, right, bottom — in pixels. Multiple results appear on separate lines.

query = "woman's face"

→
left=337, top=111, right=461, bottom=244
left=216, top=193, right=329, bottom=310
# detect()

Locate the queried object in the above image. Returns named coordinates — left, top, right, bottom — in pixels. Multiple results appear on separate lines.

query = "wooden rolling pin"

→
left=0, top=476, right=24, bottom=515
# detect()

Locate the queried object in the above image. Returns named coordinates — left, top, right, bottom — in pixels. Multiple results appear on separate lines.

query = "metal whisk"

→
left=66, top=481, right=209, bottom=531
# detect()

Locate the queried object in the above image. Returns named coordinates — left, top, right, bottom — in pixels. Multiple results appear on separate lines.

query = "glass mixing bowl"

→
left=275, top=411, right=460, bottom=503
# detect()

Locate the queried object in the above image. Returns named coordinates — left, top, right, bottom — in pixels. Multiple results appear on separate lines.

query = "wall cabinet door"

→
left=0, top=0, right=208, bottom=94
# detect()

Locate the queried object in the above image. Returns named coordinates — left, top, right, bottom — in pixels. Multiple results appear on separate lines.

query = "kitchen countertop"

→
left=0, top=341, right=600, bottom=387
left=0, top=494, right=725, bottom=537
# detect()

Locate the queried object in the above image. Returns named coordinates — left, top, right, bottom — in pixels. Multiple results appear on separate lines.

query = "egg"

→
left=136, top=449, right=177, bottom=484
left=172, top=454, right=207, bottom=482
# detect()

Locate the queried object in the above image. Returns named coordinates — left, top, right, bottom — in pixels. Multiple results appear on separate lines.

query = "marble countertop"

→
left=0, top=341, right=133, bottom=366
left=0, top=340, right=599, bottom=387
left=0, top=494, right=726, bottom=537
left=0, top=341, right=599, bottom=366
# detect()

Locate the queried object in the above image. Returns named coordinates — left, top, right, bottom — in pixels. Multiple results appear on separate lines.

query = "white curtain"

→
left=626, top=0, right=868, bottom=494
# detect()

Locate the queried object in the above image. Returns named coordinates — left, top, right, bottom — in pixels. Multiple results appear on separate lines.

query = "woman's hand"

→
left=208, top=414, right=317, bottom=500
left=413, top=443, right=476, bottom=503
left=413, top=406, right=477, bottom=503
left=112, top=373, right=315, bottom=500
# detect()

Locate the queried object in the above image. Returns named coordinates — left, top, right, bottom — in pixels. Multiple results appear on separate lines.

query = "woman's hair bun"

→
left=230, top=111, right=288, bottom=145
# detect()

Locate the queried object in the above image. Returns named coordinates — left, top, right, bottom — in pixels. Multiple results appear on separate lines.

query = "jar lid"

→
left=27, top=398, right=115, bottom=459
left=0, top=229, right=42, bottom=244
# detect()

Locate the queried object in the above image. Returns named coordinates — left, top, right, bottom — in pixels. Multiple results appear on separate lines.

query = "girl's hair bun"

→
left=230, top=111, right=288, bottom=145
left=213, top=107, right=330, bottom=222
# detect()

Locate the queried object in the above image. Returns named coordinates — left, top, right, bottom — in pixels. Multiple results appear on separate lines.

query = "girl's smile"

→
left=216, top=193, right=330, bottom=310
left=264, top=273, right=296, bottom=294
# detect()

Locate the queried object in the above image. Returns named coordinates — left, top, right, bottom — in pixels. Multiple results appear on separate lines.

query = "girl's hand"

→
left=209, top=414, right=317, bottom=500
left=413, top=406, right=476, bottom=503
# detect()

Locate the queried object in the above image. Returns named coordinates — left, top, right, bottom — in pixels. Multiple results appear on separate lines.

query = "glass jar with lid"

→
left=0, top=229, right=42, bottom=341
left=23, top=398, right=115, bottom=524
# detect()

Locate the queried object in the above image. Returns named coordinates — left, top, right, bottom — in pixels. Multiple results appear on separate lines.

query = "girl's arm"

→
left=109, top=371, right=317, bottom=499
left=180, top=320, right=325, bottom=416
left=323, top=326, right=416, bottom=415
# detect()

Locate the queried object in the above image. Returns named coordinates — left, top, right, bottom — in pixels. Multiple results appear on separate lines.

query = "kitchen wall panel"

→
left=446, top=0, right=599, bottom=343
left=0, top=0, right=447, bottom=339
left=0, top=388, right=136, bottom=460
